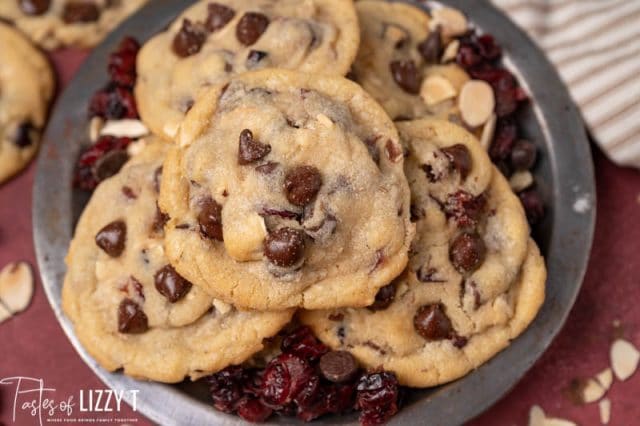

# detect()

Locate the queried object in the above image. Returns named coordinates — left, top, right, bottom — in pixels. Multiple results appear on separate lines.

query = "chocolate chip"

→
left=368, top=283, right=396, bottom=311
left=519, top=189, right=545, bottom=225
left=236, top=12, right=269, bottom=46
left=414, top=304, right=453, bottom=340
left=416, top=266, right=446, bottom=283
left=95, top=220, right=126, bottom=257
left=255, top=161, right=279, bottom=174
left=153, top=166, right=162, bottom=193
left=172, top=19, right=207, bottom=57
left=13, top=122, right=35, bottom=148
left=151, top=204, right=169, bottom=236
left=418, top=27, right=442, bottom=63
left=449, top=232, right=486, bottom=273
left=238, top=129, right=271, bottom=164
left=62, top=2, right=100, bottom=23
left=246, top=50, right=268, bottom=68
left=92, top=149, right=129, bottom=183
left=385, top=140, right=402, bottom=163
left=510, top=139, right=537, bottom=170
left=389, top=60, right=420, bottom=94
left=154, top=265, right=192, bottom=303
left=18, top=0, right=50, bottom=16
left=197, top=197, right=223, bottom=241
left=284, top=166, right=322, bottom=207
left=319, top=351, right=358, bottom=383
left=121, top=186, right=136, bottom=199
left=263, top=227, right=305, bottom=267
left=205, top=2, right=235, bottom=32
left=118, top=299, right=148, bottom=334
left=441, top=144, right=472, bottom=180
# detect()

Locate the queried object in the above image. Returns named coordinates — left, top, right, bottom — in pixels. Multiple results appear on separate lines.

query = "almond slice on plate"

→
left=100, top=119, right=149, bottom=139
left=599, top=398, right=611, bottom=424
left=420, top=75, right=457, bottom=106
left=581, top=378, right=606, bottom=403
left=431, top=7, right=468, bottom=38
left=89, top=116, right=104, bottom=142
left=509, top=170, right=534, bottom=192
left=459, top=80, right=495, bottom=127
left=0, top=261, right=34, bottom=314
left=596, top=367, right=613, bottom=391
left=441, top=39, right=459, bottom=63
left=480, top=113, right=496, bottom=150
left=610, top=338, right=640, bottom=381
left=528, top=405, right=546, bottom=426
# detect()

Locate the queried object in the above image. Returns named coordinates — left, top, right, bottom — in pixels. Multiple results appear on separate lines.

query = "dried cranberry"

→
left=208, top=366, right=247, bottom=413
left=356, top=372, right=400, bottom=426
left=489, top=117, right=517, bottom=162
left=281, top=326, right=328, bottom=361
left=519, top=189, right=545, bottom=225
left=444, top=191, right=486, bottom=228
left=74, top=136, right=132, bottom=190
left=236, top=398, right=272, bottom=422
left=261, top=353, right=314, bottom=408
left=475, top=34, right=502, bottom=60
left=456, top=43, right=482, bottom=69
left=89, top=85, right=138, bottom=119
left=108, top=37, right=140, bottom=88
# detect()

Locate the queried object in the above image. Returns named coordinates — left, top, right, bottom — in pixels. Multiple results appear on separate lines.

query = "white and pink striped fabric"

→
left=492, top=0, right=640, bottom=168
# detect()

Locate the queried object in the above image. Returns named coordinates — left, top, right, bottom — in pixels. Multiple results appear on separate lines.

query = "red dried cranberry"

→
left=261, top=353, right=315, bottom=408
left=208, top=366, right=246, bottom=413
left=519, top=189, right=545, bottom=225
left=444, top=190, right=486, bottom=228
left=236, top=397, right=273, bottom=422
left=74, top=136, right=132, bottom=190
left=356, top=372, right=400, bottom=426
left=89, top=85, right=138, bottom=119
left=489, top=117, right=517, bottom=162
left=456, top=43, right=482, bottom=69
left=281, top=326, right=329, bottom=362
left=108, top=37, right=140, bottom=88
left=475, top=34, right=502, bottom=60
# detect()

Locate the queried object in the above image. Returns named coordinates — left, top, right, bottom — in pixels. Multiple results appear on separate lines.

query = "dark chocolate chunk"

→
left=264, top=227, right=305, bottom=267
left=236, top=12, right=269, bottom=46
left=284, top=166, right=322, bottom=207
left=118, top=298, right=148, bottom=334
left=154, top=265, right=193, bottom=303
left=95, top=220, right=126, bottom=257
left=413, top=304, right=453, bottom=340
left=319, top=351, right=358, bottom=383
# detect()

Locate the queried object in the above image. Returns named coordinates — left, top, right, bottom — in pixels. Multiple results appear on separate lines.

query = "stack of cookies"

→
left=62, top=0, right=546, bottom=423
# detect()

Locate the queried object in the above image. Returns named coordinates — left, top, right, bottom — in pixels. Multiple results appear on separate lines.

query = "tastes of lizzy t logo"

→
left=0, top=376, right=140, bottom=425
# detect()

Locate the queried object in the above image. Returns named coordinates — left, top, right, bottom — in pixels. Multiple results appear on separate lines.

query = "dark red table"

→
left=1, top=51, right=638, bottom=426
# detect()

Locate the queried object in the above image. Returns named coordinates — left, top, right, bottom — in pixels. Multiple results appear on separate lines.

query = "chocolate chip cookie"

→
left=0, top=22, right=54, bottom=184
left=62, top=139, right=293, bottom=382
left=0, top=0, right=148, bottom=49
left=159, top=69, right=414, bottom=311
left=135, top=0, right=360, bottom=140
left=300, top=119, right=545, bottom=387
left=352, top=1, right=473, bottom=122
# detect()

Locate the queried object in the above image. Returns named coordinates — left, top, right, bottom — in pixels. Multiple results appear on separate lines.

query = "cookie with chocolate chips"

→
left=300, top=119, right=545, bottom=387
left=352, top=1, right=472, bottom=122
left=0, top=22, right=54, bottom=184
left=135, top=0, right=360, bottom=141
left=62, top=139, right=293, bottom=382
left=159, top=69, right=414, bottom=311
left=0, top=0, right=148, bottom=49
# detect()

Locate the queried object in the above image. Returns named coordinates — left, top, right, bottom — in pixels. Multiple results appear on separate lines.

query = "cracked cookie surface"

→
left=0, top=0, right=148, bottom=49
left=300, top=119, right=545, bottom=387
left=0, top=22, right=54, bottom=184
left=62, top=139, right=293, bottom=382
left=159, top=69, right=414, bottom=311
left=135, top=0, right=360, bottom=141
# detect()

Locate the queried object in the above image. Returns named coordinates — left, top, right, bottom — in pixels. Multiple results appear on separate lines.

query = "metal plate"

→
left=33, top=0, right=596, bottom=424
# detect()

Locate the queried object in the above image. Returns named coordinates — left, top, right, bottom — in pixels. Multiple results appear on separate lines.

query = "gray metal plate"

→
left=33, top=0, right=596, bottom=424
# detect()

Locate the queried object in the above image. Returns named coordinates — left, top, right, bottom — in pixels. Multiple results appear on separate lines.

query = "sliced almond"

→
left=596, top=367, right=613, bottom=391
left=545, top=419, right=577, bottom=426
left=431, top=7, right=468, bottom=39
left=424, top=64, right=470, bottom=92
left=89, top=116, right=104, bottom=142
left=528, top=405, right=546, bottom=426
left=213, top=299, right=233, bottom=315
left=441, top=39, right=460, bottom=63
left=316, top=113, right=334, bottom=128
left=420, top=75, right=457, bottom=106
left=0, top=303, right=12, bottom=324
left=0, top=261, right=34, bottom=314
left=100, top=119, right=149, bottom=139
left=599, top=398, right=611, bottom=424
left=581, top=378, right=606, bottom=403
left=480, top=113, right=497, bottom=150
left=223, top=210, right=268, bottom=261
left=127, top=138, right=148, bottom=157
left=509, top=170, right=534, bottom=192
left=610, top=338, right=640, bottom=381
left=458, top=80, right=495, bottom=127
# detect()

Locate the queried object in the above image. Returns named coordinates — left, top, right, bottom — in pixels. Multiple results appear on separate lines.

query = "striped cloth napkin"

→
left=491, top=0, right=640, bottom=169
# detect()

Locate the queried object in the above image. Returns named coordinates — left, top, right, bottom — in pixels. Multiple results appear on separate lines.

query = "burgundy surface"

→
left=1, top=51, right=639, bottom=426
